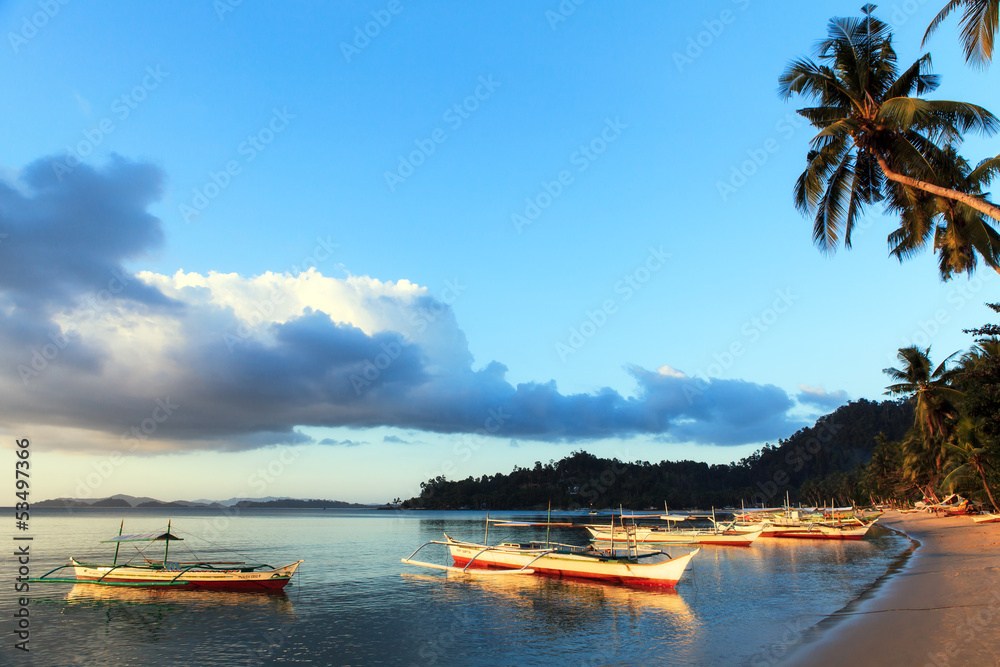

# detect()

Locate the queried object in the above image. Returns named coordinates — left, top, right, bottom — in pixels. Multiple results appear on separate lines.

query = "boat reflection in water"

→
left=402, top=570, right=701, bottom=662
left=59, top=584, right=296, bottom=637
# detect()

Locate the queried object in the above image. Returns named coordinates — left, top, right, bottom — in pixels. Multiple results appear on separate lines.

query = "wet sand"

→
left=783, top=510, right=1000, bottom=666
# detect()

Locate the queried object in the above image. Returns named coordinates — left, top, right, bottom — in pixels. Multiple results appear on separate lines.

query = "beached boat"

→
left=733, top=506, right=877, bottom=540
left=761, top=522, right=874, bottom=540
left=973, top=514, right=1000, bottom=524
left=29, top=521, right=303, bottom=591
left=584, top=524, right=762, bottom=547
left=403, top=534, right=699, bottom=588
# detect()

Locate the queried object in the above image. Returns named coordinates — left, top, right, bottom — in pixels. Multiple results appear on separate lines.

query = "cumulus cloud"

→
left=796, top=384, right=850, bottom=410
left=0, top=156, right=809, bottom=452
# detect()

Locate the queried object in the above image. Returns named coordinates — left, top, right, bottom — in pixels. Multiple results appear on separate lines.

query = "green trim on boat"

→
left=25, top=578, right=191, bottom=587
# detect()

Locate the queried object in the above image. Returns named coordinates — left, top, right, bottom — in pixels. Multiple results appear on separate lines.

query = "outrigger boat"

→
left=404, top=535, right=698, bottom=588
left=734, top=508, right=877, bottom=541
left=585, top=507, right=762, bottom=547
left=28, top=521, right=303, bottom=591
left=402, top=513, right=699, bottom=588
left=585, top=524, right=762, bottom=547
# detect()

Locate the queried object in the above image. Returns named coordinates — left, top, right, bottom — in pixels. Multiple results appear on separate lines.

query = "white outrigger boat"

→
left=734, top=505, right=877, bottom=540
left=403, top=534, right=698, bottom=588
left=584, top=507, right=762, bottom=547
left=585, top=524, right=762, bottom=546
left=29, top=521, right=303, bottom=591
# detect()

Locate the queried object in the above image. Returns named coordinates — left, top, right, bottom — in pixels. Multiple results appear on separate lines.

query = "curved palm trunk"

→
left=875, top=155, right=1000, bottom=224
left=977, top=463, right=1000, bottom=513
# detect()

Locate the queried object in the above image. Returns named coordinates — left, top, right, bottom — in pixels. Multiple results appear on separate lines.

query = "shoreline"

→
left=781, top=510, right=1000, bottom=666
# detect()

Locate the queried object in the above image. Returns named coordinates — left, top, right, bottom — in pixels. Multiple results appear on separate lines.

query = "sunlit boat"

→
left=403, top=533, right=699, bottom=588
left=759, top=522, right=874, bottom=540
left=29, top=521, right=303, bottom=591
left=732, top=504, right=878, bottom=540
left=584, top=524, right=762, bottom=547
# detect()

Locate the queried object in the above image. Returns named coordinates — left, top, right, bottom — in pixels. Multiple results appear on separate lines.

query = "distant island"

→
left=34, top=494, right=374, bottom=509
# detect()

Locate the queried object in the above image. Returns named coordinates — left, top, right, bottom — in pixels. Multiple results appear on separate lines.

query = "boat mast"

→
left=545, top=500, right=551, bottom=548
left=112, top=520, right=124, bottom=565
left=484, top=511, right=490, bottom=546
left=164, top=519, right=172, bottom=563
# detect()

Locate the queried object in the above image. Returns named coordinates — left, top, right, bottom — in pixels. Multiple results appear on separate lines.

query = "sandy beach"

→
left=782, top=510, right=1000, bottom=666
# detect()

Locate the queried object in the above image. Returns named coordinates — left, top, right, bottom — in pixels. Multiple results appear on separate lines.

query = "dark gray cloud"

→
left=0, top=155, right=178, bottom=381
left=319, top=438, right=363, bottom=447
left=0, top=154, right=173, bottom=309
left=0, top=156, right=812, bottom=452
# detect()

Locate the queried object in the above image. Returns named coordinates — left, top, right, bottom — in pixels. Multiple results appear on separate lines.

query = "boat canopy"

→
left=101, top=531, right=183, bottom=543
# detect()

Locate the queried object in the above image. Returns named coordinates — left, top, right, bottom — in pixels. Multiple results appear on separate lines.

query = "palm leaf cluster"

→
left=780, top=4, right=1000, bottom=280
left=924, top=0, right=999, bottom=68
left=874, top=336, right=1000, bottom=510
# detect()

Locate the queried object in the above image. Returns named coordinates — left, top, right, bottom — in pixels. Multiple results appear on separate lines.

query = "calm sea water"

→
left=1, top=508, right=911, bottom=666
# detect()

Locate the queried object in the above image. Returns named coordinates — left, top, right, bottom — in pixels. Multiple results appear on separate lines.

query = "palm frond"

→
left=923, top=0, right=968, bottom=45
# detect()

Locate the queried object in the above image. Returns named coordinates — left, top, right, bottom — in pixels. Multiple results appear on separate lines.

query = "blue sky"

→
left=2, top=1, right=999, bottom=503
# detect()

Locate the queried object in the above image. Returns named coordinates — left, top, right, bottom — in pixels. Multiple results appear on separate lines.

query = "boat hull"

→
left=445, top=537, right=698, bottom=588
left=765, top=525, right=871, bottom=540
left=69, top=559, right=302, bottom=591
left=584, top=526, right=761, bottom=547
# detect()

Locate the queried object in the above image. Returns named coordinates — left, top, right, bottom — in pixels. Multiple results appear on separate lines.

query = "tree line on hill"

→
left=403, top=398, right=914, bottom=510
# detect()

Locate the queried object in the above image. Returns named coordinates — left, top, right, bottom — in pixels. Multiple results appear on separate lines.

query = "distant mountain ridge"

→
left=34, top=494, right=373, bottom=508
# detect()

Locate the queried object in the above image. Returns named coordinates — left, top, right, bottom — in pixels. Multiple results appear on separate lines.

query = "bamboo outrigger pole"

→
left=112, top=520, right=124, bottom=566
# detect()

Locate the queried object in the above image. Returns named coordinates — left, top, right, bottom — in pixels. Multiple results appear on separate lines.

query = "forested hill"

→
left=404, top=398, right=913, bottom=510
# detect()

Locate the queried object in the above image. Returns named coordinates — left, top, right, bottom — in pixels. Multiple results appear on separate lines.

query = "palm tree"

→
left=779, top=4, right=1000, bottom=261
left=887, top=149, right=1000, bottom=279
left=924, top=0, right=999, bottom=68
left=943, top=416, right=1000, bottom=512
left=884, top=346, right=964, bottom=498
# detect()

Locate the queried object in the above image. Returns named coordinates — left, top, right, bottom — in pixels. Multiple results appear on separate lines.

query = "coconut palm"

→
left=943, top=417, right=1000, bottom=512
left=884, top=346, right=963, bottom=439
left=924, top=0, right=999, bottom=68
left=958, top=336, right=1000, bottom=371
left=779, top=4, right=1000, bottom=260
left=887, top=149, right=1000, bottom=279
left=884, top=346, right=964, bottom=497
